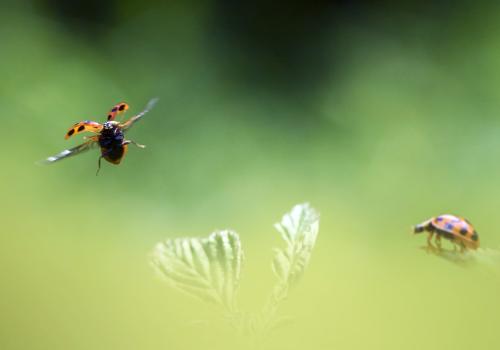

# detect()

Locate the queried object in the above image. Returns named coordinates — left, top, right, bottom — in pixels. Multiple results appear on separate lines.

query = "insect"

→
left=413, top=214, right=479, bottom=251
left=41, top=98, right=158, bottom=174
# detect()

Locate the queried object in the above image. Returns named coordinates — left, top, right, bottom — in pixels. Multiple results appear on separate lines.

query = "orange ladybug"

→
left=41, top=98, right=158, bottom=174
left=413, top=214, right=479, bottom=251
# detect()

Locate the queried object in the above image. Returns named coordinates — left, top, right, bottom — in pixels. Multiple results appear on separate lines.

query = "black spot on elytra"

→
left=107, top=114, right=113, bottom=120
left=111, top=107, right=118, bottom=112
left=118, top=104, right=126, bottom=111
left=471, top=232, right=479, bottom=241
left=77, top=125, right=85, bottom=132
left=67, top=129, right=75, bottom=136
left=460, top=227, right=468, bottom=235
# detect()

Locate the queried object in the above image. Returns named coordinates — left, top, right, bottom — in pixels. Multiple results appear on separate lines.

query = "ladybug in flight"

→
left=41, top=98, right=158, bottom=174
left=413, top=214, right=479, bottom=252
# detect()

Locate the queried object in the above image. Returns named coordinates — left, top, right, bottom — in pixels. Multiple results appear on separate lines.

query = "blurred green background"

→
left=1, top=0, right=500, bottom=349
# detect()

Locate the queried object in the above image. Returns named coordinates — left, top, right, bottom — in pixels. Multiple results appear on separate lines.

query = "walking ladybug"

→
left=41, top=98, right=158, bottom=174
left=413, top=214, right=479, bottom=251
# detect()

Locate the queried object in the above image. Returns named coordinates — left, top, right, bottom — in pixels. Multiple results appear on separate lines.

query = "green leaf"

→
left=272, top=203, right=319, bottom=287
left=151, top=230, right=242, bottom=311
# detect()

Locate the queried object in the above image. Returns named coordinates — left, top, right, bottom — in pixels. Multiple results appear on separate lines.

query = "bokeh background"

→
left=2, top=0, right=500, bottom=349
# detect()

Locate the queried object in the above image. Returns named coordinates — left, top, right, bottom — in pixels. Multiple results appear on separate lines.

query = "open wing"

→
left=107, top=102, right=129, bottom=121
left=120, top=98, right=159, bottom=132
left=65, top=121, right=102, bottom=139
left=38, top=140, right=97, bottom=164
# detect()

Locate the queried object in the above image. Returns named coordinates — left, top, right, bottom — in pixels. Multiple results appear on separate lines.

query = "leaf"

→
left=151, top=230, right=242, bottom=311
left=272, top=203, right=319, bottom=287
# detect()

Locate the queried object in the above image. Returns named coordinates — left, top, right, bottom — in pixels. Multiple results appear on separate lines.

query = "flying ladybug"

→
left=41, top=98, right=158, bottom=174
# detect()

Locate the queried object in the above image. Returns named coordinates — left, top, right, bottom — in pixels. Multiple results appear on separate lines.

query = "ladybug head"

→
left=413, top=219, right=432, bottom=234
left=103, top=122, right=114, bottom=130
left=413, top=224, right=425, bottom=234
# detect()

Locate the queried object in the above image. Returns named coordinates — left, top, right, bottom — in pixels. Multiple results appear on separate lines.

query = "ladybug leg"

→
left=434, top=235, right=442, bottom=249
left=95, top=149, right=111, bottom=176
left=425, top=232, right=437, bottom=252
left=427, top=232, right=434, bottom=246
left=96, top=155, right=104, bottom=176
left=124, top=139, right=146, bottom=149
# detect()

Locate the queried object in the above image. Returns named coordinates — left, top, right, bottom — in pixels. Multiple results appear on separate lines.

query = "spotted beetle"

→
left=41, top=98, right=158, bottom=174
left=413, top=214, right=479, bottom=251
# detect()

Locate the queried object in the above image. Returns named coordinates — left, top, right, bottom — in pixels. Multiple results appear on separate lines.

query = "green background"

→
left=1, top=1, right=500, bottom=349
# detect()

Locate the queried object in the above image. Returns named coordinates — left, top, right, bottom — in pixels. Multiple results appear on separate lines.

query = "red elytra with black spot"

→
left=414, top=214, right=480, bottom=250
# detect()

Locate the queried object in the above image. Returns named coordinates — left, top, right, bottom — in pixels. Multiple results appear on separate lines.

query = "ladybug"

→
left=413, top=214, right=479, bottom=251
left=41, top=98, right=158, bottom=174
